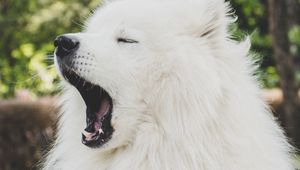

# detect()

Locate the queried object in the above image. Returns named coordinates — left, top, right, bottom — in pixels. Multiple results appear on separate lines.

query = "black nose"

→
left=54, top=35, right=79, bottom=58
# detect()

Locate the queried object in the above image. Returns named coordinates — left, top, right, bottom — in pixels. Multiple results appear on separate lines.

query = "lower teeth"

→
left=82, top=128, right=103, bottom=141
left=83, top=131, right=94, bottom=141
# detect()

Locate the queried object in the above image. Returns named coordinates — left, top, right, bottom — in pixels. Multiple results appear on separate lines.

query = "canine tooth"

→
left=99, top=128, right=104, bottom=134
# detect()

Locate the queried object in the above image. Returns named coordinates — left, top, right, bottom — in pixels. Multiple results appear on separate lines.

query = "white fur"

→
left=43, top=0, right=294, bottom=169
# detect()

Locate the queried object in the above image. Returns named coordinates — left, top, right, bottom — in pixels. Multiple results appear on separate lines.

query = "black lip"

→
left=59, top=64, right=114, bottom=148
left=82, top=110, right=113, bottom=147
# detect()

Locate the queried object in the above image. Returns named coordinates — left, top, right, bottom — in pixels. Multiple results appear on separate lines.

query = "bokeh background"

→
left=0, top=0, right=300, bottom=169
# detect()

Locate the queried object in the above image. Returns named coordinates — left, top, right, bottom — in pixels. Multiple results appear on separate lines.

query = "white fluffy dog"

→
left=43, top=0, right=294, bottom=169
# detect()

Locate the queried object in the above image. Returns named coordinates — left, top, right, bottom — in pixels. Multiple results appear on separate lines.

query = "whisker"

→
left=45, top=65, right=55, bottom=70
left=10, top=73, right=40, bottom=86
left=46, top=55, right=54, bottom=58
left=44, top=58, right=55, bottom=61
left=72, top=19, right=85, bottom=28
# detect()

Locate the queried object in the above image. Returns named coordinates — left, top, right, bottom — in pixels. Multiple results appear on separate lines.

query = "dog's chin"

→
left=61, top=67, right=114, bottom=148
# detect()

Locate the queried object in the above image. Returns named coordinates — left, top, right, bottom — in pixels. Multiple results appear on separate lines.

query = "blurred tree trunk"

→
left=267, top=0, right=300, bottom=149
left=286, top=0, right=300, bottom=26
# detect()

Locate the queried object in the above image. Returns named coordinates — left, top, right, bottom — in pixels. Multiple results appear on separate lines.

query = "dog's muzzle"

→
left=54, top=35, right=79, bottom=68
left=54, top=35, right=114, bottom=148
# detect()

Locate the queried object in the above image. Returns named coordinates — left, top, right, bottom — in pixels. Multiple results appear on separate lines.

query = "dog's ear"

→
left=189, top=0, right=233, bottom=39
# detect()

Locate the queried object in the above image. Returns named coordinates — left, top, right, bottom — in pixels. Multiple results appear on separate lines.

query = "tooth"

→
left=99, top=128, right=104, bottom=134
left=82, top=131, right=94, bottom=140
left=83, top=131, right=92, bottom=136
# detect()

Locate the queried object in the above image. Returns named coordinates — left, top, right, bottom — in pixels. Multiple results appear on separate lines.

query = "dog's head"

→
left=54, top=0, right=240, bottom=150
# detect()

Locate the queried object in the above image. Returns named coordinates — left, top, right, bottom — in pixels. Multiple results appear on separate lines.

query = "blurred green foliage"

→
left=0, top=0, right=100, bottom=98
left=0, top=0, right=299, bottom=98
left=231, top=0, right=300, bottom=88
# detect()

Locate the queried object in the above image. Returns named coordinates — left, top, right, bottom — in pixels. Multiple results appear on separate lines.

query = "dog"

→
left=42, top=0, right=293, bottom=169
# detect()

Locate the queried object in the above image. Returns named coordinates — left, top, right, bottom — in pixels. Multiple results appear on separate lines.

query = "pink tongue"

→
left=82, top=100, right=110, bottom=141
left=96, top=100, right=110, bottom=122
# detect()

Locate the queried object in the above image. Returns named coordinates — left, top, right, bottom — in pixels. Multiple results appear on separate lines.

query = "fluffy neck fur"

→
left=103, top=51, right=292, bottom=170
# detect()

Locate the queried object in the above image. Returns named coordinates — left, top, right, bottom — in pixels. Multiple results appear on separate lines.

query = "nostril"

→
left=54, top=36, right=79, bottom=50
left=54, top=35, right=79, bottom=58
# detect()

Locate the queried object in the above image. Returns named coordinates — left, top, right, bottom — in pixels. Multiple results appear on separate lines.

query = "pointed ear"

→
left=190, top=0, right=233, bottom=39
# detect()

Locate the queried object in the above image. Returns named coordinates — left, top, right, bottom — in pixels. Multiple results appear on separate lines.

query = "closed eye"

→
left=117, top=38, right=138, bottom=43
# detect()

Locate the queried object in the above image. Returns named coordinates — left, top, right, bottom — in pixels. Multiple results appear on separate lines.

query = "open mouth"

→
left=61, top=68, right=114, bottom=148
